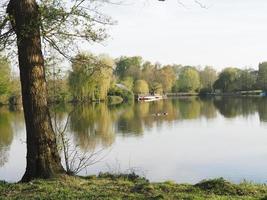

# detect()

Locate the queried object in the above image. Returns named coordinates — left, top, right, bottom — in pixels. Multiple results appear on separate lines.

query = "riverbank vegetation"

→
left=1, top=53, right=267, bottom=105
left=1, top=174, right=267, bottom=200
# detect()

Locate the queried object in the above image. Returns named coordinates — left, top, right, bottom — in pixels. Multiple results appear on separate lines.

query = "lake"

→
left=1, top=96, right=267, bottom=184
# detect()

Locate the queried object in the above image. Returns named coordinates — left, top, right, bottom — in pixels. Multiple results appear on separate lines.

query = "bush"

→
left=108, top=87, right=134, bottom=102
left=194, top=178, right=253, bottom=196
left=98, top=172, right=148, bottom=183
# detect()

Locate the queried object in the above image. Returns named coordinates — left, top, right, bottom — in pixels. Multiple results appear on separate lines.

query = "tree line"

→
left=64, top=54, right=267, bottom=102
left=1, top=54, right=267, bottom=105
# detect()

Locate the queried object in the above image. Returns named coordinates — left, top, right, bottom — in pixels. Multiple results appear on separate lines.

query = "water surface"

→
left=1, top=97, right=267, bottom=183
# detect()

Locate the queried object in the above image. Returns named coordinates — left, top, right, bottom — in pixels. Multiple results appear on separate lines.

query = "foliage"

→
left=120, top=76, right=134, bottom=91
left=133, top=80, right=149, bottom=94
left=0, top=0, right=113, bottom=59
left=236, top=69, right=257, bottom=91
left=176, top=67, right=201, bottom=92
left=258, top=62, right=267, bottom=91
left=108, top=85, right=134, bottom=102
left=150, top=82, right=163, bottom=94
left=0, top=55, right=11, bottom=104
left=46, top=64, right=71, bottom=103
left=213, top=67, right=240, bottom=92
left=68, top=53, right=114, bottom=102
left=141, top=61, right=156, bottom=85
left=115, top=56, right=143, bottom=80
left=155, top=65, right=176, bottom=92
left=199, top=66, right=217, bottom=93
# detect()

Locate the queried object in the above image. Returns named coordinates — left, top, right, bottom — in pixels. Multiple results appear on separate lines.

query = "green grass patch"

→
left=1, top=175, right=267, bottom=200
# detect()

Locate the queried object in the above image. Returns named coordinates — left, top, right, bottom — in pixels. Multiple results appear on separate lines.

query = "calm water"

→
left=1, top=97, right=267, bottom=183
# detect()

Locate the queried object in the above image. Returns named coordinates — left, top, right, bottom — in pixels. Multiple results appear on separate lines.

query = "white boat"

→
left=138, top=95, right=163, bottom=101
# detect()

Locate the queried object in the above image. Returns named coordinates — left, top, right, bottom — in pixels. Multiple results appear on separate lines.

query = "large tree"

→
left=0, top=0, right=112, bottom=182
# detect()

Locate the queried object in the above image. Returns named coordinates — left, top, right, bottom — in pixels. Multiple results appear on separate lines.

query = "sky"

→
left=86, top=0, right=267, bottom=70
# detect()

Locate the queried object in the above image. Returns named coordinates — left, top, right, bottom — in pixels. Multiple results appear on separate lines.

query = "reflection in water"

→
left=213, top=97, right=267, bottom=121
left=67, top=97, right=267, bottom=150
left=1, top=97, right=267, bottom=153
left=214, top=97, right=257, bottom=118
left=1, top=97, right=267, bottom=182
left=70, top=104, right=116, bottom=150
left=0, top=107, right=23, bottom=167
left=258, top=98, right=267, bottom=122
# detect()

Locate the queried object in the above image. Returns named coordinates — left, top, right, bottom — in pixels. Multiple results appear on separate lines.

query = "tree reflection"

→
left=199, top=97, right=217, bottom=119
left=117, top=103, right=148, bottom=135
left=0, top=107, right=23, bottom=167
left=258, top=97, right=267, bottom=122
left=214, top=97, right=259, bottom=118
left=69, top=103, right=116, bottom=151
left=178, top=97, right=201, bottom=119
left=67, top=97, right=267, bottom=151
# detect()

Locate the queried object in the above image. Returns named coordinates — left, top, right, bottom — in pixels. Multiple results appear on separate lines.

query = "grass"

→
left=1, top=174, right=267, bottom=200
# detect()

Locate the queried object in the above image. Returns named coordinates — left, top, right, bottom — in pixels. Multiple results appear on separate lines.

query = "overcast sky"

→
left=87, top=0, right=267, bottom=70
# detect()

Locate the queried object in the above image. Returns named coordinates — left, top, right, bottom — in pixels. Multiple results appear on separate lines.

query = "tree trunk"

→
left=7, top=0, right=64, bottom=182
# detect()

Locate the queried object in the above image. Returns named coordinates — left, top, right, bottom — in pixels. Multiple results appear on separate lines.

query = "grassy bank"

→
left=1, top=174, right=267, bottom=200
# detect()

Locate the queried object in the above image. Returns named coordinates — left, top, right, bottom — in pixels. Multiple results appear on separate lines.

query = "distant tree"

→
left=172, top=64, right=183, bottom=77
left=0, top=56, right=11, bottom=97
left=133, top=80, right=149, bottom=94
left=236, top=69, right=257, bottom=91
left=68, top=53, right=114, bottom=102
left=257, top=62, right=267, bottom=91
left=156, top=65, right=176, bottom=92
left=115, top=56, right=143, bottom=80
left=176, top=67, right=200, bottom=92
left=120, top=76, right=134, bottom=91
left=46, top=63, right=70, bottom=103
left=141, top=61, right=156, bottom=84
left=150, top=82, right=163, bottom=94
left=199, top=66, right=217, bottom=93
left=213, top=67, right=240, bottom=92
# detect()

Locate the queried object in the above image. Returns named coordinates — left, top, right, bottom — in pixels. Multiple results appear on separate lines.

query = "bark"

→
left=7, top=0, right=65, bottom=182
